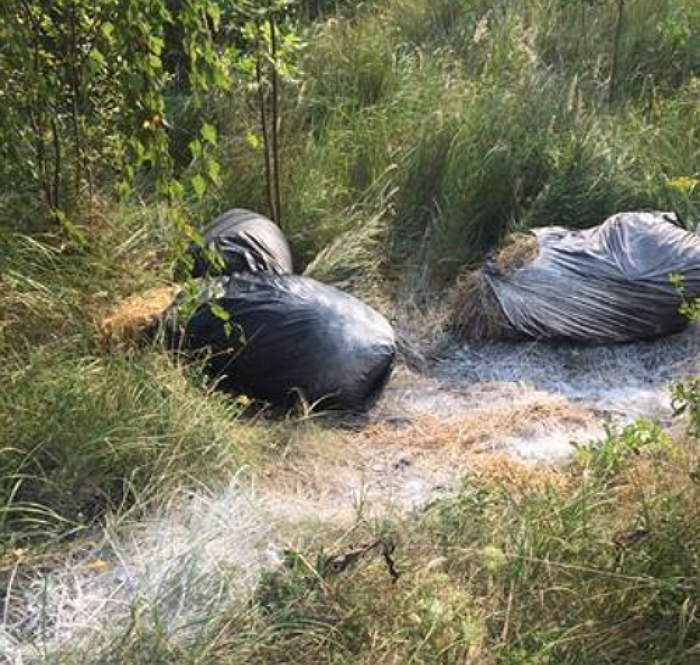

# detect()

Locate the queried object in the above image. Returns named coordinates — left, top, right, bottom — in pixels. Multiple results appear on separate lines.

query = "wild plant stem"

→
left=269, top=8, right=282, bottom=229
left=608, top=0, right=625, bottom=106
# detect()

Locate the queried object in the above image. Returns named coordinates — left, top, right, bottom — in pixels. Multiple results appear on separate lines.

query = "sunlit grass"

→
left=1, top=0, right=700, bottom=661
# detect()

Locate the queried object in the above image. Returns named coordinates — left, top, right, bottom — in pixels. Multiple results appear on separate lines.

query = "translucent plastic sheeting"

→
left=484, top=212, right=700, bottom=342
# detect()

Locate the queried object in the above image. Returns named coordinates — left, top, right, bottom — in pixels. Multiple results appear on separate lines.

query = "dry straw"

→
left=489, top=232, right=539, bottom=273
left=448, top=232, right=538, bottom=342
left=96, top=285, right=179, bottom=353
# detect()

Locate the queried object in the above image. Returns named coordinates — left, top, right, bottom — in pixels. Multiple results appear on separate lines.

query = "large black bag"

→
left=166, top=274, right=396, bottom=411
left=180, top=208, right=293, bottom=278
left=484, top=212, right=700, bottom=342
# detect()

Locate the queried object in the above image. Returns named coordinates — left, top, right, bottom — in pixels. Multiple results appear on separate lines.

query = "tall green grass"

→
left=0, top=216, right=271, bottom=547
left=0, top=347, right=247, bottom=543
left=243, top=0, right=700, bottom=283
left=179, top=0, right=698, bottom=286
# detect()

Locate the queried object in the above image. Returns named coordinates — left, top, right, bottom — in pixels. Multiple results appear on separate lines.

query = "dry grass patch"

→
left=351, top=398, right=594, bottom=452
left=95, top=285, right=179, bottom=353
left=448, top=270, right=515, bottom=342
left=249, top=398, right=594, bottom=519
left=488, top=232, right=539, bottom=273
left=448, top=232, right=539, bottom=343
left=466, top=453, right=571, bottom=497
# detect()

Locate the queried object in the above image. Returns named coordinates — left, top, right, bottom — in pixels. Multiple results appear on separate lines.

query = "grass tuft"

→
left=0, top=347, right=247, bottom=544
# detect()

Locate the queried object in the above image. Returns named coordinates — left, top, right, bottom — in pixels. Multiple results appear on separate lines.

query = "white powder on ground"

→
left=1, top=475, right=276, bottom=663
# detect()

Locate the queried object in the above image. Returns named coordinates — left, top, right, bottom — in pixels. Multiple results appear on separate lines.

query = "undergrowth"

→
left=0, top=213, right=281, bottom=549
left=44, top=422, right=700, bottom=665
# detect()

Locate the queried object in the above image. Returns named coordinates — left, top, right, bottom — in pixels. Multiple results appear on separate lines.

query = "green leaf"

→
left=245, top=131, right=261, bottom=150
left=90, top=49, right=106, bottom=68
left=206, top=156, right=221, bottom=184
left=668, top=176, right=699, bottom=193
left=149, top=36, right=164, bottom=55
left=189, top=139, right=203, bottom=159
left=101, top=22, right=115, bottom=39
left=210, top=303, right=231, bottom=323
left=191, top=174, right=207, bottom=200
left=201, top=123, right=217, bottom=145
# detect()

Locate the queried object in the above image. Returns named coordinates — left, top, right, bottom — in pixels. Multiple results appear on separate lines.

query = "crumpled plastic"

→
left=484, top=211, right=700, bottom=342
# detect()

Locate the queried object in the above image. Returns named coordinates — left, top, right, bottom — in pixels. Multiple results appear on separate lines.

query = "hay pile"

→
left=96, top=285, right=179, bottom=353
left=489, top=232, right=539, bottom=273
left=448, top=232, right=539, bottom=342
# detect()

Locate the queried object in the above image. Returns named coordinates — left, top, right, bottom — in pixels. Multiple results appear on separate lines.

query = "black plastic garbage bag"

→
left=484, top=211, right=700, bottom=342
left=179, top=208, right=293, bottom=278
left=165, top=274, right=396, bottom=411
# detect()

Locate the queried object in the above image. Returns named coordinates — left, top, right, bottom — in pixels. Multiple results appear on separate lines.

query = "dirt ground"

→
left=259, top=324, right=700, bottom=517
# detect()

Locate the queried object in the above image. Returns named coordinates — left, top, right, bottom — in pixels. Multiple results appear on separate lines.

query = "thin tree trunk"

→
left=23, top=0, right=52, bottom=212
left=69, top=1, right=84, bottom=207
left=29, top=107, right=51, bottom=211
left=269, top=9, right=282, bottom=229
left=608, top=0, right=625, bottom=106
left=256, top=38, right=276, bottom=222
left=50, top=115, right=62, bottom=215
